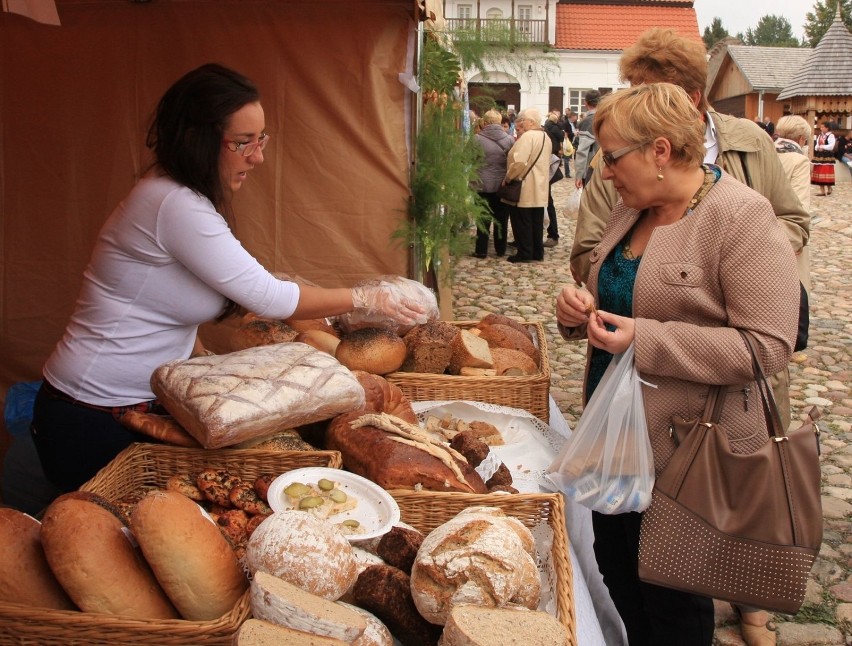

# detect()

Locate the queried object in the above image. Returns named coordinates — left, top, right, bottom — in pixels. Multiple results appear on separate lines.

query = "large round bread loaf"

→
left=131, top=490, right=248, bottom=620
left=335, top=328, right=407, bottom=375
left=410, top=508, right=540, bottom=624
left=40, top=492, right=178, bottom=619
left=0, top=508, right=75, bottom=610
left=246, top=511, right=357, bottom=600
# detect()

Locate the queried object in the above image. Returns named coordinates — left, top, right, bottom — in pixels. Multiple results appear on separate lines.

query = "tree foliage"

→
left=743, top=15, right=801, bottom=47
left=804, top=0, right=852, bottom=47
left=703, top=17, right=730, bottom=49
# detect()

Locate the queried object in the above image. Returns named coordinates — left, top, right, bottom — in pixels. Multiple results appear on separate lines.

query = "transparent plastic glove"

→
left=350, top=279, right=428, bottom=333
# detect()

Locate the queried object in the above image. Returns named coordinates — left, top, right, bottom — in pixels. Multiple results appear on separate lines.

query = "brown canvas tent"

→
left=0, top=0, right=426, bottom=394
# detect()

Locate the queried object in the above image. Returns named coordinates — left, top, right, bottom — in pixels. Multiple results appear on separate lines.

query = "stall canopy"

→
left=0, top=0, right=423, bottom=393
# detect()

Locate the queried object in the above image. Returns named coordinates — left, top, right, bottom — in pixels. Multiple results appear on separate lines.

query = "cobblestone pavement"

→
left=452, top=170, right=852, bottom=645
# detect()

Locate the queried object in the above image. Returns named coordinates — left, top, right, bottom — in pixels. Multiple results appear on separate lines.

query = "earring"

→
left=657, top=167, right=664, bottom=181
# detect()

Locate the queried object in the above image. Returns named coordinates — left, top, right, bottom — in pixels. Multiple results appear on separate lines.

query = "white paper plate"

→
left=266, top=467, right=400, bottom=542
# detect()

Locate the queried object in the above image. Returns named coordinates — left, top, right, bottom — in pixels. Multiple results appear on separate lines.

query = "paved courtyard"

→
left=452, top=169, right=852, bottom=645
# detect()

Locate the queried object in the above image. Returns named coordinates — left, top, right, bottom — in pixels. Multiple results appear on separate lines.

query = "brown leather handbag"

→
left=638, top=331, right=822, bottom=614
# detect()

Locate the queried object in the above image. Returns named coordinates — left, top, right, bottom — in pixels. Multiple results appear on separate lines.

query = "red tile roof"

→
left=556, top=4, right=701, bottom=51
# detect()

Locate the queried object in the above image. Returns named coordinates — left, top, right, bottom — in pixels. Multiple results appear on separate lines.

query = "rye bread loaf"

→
left=0, top=508, right=76, bottom=610
left=401, top=321, right=460, bottom=373
left=376, top=525, right=424, bottom=575
left=230, top=315, right=299, bottom=351
left=475, top=314, right=534, bottom=341
left=150, top=343, right=365, bottom=449
left=410, top=508, right=540, bottom=625
left=440, top=605, right=568, bottom=646
left=232, top=618, right=347, bottom=645
left=351, top=564, right=441, bottom=646
left=40, top=492, right=179, bottom=619
left=448, top=330, right=493, bottom=374
left=249, top=571, right=367, bottom=642
left=131, top=490, right=248, bottom=620
left=476, top=324, right=539, bottom=364
left=489, top=347, right=538, bottom=376
left=336, top=328, right=407, bottom=375
left=246, top=511, right=358, bottom=601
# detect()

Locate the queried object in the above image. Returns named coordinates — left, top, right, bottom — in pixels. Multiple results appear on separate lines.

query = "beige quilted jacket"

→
left=561, top=173, right=800, bottom=475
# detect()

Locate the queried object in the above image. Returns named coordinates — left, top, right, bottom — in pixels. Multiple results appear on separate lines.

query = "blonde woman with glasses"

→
left=30, top=64, right=422, bottom=493
left=555, top=83, right=799, bottom=646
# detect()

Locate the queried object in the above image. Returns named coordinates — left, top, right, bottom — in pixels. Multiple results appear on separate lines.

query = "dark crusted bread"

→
left=336, top=327, right=407, bottom=375
left=401, top=321, right=460, bottom=374
left=351, top=564, right=441, bottom=646
left=376, top=526, right=424, bottom=575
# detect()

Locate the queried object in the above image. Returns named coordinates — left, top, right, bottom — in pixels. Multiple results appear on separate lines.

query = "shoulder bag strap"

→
left=739, top=330, right=786, bottom=438
left=516, top=132, right=548, bottom=182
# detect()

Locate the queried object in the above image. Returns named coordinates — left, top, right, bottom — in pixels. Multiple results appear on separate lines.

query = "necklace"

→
left=623, top=165, right=718, bottom=260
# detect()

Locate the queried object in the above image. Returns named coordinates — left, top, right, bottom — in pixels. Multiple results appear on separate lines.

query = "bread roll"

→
left=410, top=509, right=540, bottom=624
left=231, top=315, right=299, bottom=351
left=401, top=321, right=459, bottom=374
left=233, top=618, right=347, bottom=645
left=441, top=606, right=568, bottom=646
left=246, top=511, right=358, bottom=600
left=477, top=324, right=539, bottom=364
left=295, top=330, right=342, bottom=356
left=40, top=492, right=178, bottom=619
left=448, top=330, right=493, bottom=374
left=151, top=343, right=366, bottom=449
left=490, top=347, right=538, bottom=376
left=250, top=571, right=366, bottom=641
left=284, top=317, right=339, bottom=338
left=131, top=490, right=247, bottom=620
left=475, top=313, right=534, bottom=341
left=0, top=508, right=75, bottom=610
left=336, top=328, right=406, bottom=375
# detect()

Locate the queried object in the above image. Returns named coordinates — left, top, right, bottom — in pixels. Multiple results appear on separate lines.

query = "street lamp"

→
left=527, top=65, right=533, bottom=79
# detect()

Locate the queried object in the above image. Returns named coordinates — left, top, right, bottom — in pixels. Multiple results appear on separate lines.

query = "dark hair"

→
left=585, top=90, right=601, bottom=107
left=146, top=63, right=260, bottom=210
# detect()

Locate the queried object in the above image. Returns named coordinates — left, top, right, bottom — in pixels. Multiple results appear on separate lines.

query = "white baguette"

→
left=250, top=571, right=366, bottom=642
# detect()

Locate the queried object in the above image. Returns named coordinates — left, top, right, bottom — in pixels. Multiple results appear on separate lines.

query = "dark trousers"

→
left=592, top=511, right=715, bottom=646
left=476, top=191, right=510, bottom=256
left=31, top=382, right=151, bottom=492
left=546, top=185, right=559, bottom=241
left=508, top=205, right=545, bottom=261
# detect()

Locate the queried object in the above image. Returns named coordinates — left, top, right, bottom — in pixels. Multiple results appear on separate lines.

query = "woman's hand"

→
left=351, top=283, right=426, bottom=327
left=556, top=285, right=595, bottom=328
left=587, top=309, right=635, bottom=354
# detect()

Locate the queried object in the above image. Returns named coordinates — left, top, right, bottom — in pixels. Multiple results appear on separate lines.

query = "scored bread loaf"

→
left=131, top=490, right=248, bottom=620
left=151, top=343, right=365, bottom=449
left=410, top=507, right=540, bottom=625
left=448, top=330, right=493, bottom=374
left=335, top=328, right=407, bottom=375
left=246, top=511, right=358, bottom=600
left=0, top=508, right=76, bottom=610
left=249, top=571, right=366, bottom=641
left=440, top=605, right=568, bottom=646
left=476, top=324, right=539, bottom=364
left=400, top=321, right=460, bottom=374
left=232, top=618, right=347, bottom=645
left=490, top=347, right=538, bottom=376
left=40, top=492, right=178, bottom=619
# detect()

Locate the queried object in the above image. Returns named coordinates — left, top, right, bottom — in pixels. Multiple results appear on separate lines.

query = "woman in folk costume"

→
left=811, top=121, right=836, bottom=196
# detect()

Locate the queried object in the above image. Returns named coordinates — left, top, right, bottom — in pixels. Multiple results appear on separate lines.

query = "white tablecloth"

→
left=413, top=398, right=627, bottom=646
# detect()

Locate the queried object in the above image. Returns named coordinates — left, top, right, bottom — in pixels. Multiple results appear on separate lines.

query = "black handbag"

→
left=498, top=133, right=546, bottom=204
left=638, top=331, right=823, bottom=614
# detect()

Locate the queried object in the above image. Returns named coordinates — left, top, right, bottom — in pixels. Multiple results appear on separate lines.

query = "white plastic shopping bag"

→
left=565, top=187, right=582, bottom=214
left=546, top=344, right=655, bottom=514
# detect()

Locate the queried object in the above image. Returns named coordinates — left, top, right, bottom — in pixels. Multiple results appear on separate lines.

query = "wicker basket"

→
left=0, top=443, right=342, bottom=645
left=386, top=320, right=551, bottom=422
left=391, top=490, right=576, bottom=646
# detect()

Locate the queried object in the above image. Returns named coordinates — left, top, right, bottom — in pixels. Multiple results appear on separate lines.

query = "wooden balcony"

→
left=445, top=17, right=548, bottom=45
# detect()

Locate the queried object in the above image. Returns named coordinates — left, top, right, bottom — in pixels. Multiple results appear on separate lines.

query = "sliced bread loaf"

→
left=441, top=605, right=568, bottom=646
left=448, top=330, right=493, bottom=374
left=232, top=618, right=347, bottom=645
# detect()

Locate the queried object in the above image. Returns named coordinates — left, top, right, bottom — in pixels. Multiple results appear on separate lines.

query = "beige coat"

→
left=776, top=139, right=812, bottom=292
left=504, top=129, right=550, bottom=208
left=561, top=173, right=799, bottom=475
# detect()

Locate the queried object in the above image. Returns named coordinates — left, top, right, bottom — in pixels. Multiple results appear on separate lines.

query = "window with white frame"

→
left=517, top=5, right=532, bottom=35
left=486, top=8, right=503, bottom=19
left=457, top=4, right=473, bottom=19
left=569, top=89, right=594, bottom=117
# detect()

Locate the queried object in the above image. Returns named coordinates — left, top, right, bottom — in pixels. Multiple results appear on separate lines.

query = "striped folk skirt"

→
left=811, top=151, right=836, bottom=187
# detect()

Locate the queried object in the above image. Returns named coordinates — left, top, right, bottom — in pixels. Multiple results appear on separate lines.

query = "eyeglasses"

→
left=602, top=141, right=650, bottom=167
left=223, top=133, right=270, bottom=157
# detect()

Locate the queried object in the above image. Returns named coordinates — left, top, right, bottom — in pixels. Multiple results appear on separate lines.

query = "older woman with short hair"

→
left=555, top=83, right=800, bottom=645
left=472, top=109, right=515, bottom=257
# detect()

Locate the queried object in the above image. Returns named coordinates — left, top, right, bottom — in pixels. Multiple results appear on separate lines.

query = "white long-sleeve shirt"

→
left=44, top=175, right=300, bottom=405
